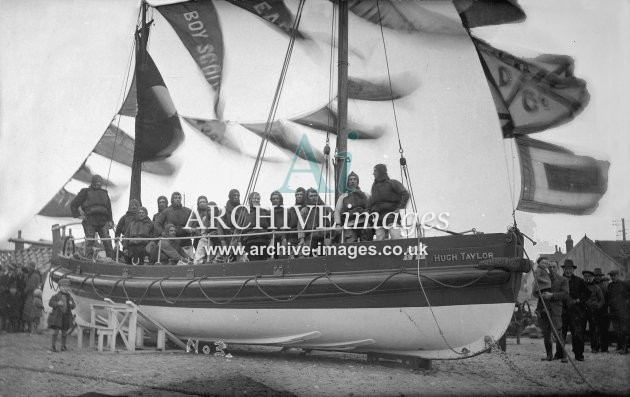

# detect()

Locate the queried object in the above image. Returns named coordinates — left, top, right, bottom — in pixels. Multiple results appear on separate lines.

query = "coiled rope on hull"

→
left=50, top=261, right=519, bottom=306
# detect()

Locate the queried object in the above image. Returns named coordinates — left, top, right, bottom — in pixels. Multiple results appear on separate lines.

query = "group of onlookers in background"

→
left=534, top=257, right=630, bottom=363
left=0, top=261, right=44, bottom=334
left=69, top=164, right=410, bottom=265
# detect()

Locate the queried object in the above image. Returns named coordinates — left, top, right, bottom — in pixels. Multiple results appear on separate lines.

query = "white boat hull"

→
left=73, top=295, right=513, bottom=359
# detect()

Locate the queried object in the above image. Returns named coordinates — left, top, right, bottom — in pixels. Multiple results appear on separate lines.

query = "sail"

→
left=515, top=136, right=609, bottom=215
left=0, top=0, right=140, bottom=241
left=133, top=53, right=185, bottom=162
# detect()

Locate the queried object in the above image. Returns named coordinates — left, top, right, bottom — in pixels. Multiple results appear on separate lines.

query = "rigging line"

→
left=243, top=0, right=306, bottom=205
left=375, top=0, right=403, bottom=154
left=228, top=0, right=306, bottom=247
left=317, top=4, right=336, bottom=207
left=511, top=138, right=517, bottom=211
left=375, top=1, right=420, bottom=229
left=414, top=245, right=467, bottom=356
left=106, top=7, right=141, bottom=188
left=327, top=4, right=337, bottom=138
left=501, top=138, right=517, bottom=216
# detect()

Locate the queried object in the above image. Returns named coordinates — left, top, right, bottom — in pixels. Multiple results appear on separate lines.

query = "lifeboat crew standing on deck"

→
left=153, top=196, right=168, bottom=222
left=155, top=192, right=193, bottom=251
left=286, top=187, right=306, bottom=248
left=298, top=188, right=332, bottom=252
left=219, top=189, right=247, bottom=248
left=126, top=206, right=157, bottom=265
left=334, top=171, right=369, bottom=242
left=370, top=164, right=409, bottom=240
left=242, top=192, right=271, bottom=261
left=270, top=191, right=286, bottom=258
left=115, top=198, right=140, bottom=263
left=70, top=174, right=114, bottom=258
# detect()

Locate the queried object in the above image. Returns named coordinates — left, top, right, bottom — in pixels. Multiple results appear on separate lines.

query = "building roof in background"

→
left=0, top=247, right=52, bottom=274
left=595, top=240, right=630, bottom=262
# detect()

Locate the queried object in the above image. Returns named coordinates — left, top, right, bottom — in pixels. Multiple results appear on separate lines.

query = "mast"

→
left=335, top=0, right=349, bottom=202
left=130, top=2, right=149, bottom=203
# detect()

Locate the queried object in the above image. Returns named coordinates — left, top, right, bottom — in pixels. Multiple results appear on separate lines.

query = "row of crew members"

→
left=71, top=164, right=409, bottom=264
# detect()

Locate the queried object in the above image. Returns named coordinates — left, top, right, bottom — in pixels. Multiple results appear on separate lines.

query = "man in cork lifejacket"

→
left=70, top=174, right=114, bottom=258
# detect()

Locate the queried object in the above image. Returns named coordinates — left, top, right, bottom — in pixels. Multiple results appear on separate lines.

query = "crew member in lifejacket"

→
left=370, top=164, right=409, bottom=240
left=219, top=189, right=247, bottom=247
left=334, top=171, right=369, bottom=242
left=154, top=192, right=193, bottom=249
left=126, top=206, right=157, bottom=265
left=242, top=192, right=271, bottom=261
left=298, top=188, right=333, bottom=253
left=269, top=191, right=287, bottom=258
left=115, top=198, right=141, bottom=263
left=285, top=187, right=306, bottom=248
left=152, top=196, right=168, bottom=222
left=70, top=175, right=114, bottom=258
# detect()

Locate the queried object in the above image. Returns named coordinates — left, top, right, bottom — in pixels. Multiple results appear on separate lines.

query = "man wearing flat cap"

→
left=605, top=269, right=630, bottom=354
left=583, top=269, right=605, bottom=352
left=560, top=259, right=590, bottom=361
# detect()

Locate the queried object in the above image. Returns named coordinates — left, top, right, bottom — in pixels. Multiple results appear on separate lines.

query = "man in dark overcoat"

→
left=537, top=260, right=569, bottom=362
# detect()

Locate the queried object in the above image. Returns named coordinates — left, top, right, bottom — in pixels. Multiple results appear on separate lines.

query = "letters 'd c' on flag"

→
left=516, top=136, right=609, bottom=215
left=473, top=37, right=589, bottom=138
left=157, top=1, right=223, bottom=106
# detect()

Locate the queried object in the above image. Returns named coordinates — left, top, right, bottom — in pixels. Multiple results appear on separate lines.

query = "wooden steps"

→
left=77, top=301, right=186, bottom=352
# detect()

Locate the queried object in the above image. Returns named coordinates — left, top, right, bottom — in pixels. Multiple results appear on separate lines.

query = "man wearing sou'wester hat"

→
left=560, top=259, right=590, bottom=361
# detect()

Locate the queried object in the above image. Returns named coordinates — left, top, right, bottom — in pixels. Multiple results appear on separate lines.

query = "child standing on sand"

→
left=48, top=279, right=76, bottom=351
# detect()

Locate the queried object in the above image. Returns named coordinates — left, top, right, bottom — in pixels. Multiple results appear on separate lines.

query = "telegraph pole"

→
left=613, top=218, right=627, bottom=240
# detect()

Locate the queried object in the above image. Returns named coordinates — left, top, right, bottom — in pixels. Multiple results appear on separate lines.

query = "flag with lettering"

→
left=157, top=0, right=223, bottom=109
left=226, top=0, right=301, bottom=37
left=515, top=136, right=609, bottom=215
left=472, top=37, right=590, bottom=138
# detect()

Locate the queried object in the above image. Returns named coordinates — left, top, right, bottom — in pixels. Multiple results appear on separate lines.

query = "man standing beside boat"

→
left=560, top=259, right=590, bottom=361
left=537, top=260, right=569, bottom=363
left=70, top=174, right=114, bottom=258
left=370, top=164, right=409, bottom=240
